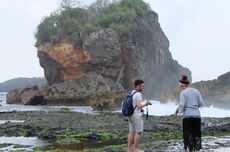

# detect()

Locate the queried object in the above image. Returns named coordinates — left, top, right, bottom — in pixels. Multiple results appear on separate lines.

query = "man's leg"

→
left=128, top=131, right=134, bottom=152
left=128, top=117, right=135, bottom=152
left=133, top=115, right=144, bottom=152
left=133, top=132, right=144, bottom=152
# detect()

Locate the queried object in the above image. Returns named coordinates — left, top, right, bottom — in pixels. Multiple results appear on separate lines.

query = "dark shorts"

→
left=183, top=118, right=202, bottom=151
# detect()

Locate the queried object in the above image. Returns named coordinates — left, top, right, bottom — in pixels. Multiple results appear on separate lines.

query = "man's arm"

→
left=136, top=100, right=150, bottom=109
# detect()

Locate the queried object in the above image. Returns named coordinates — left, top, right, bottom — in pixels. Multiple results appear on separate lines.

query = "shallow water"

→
left=0, top=120, right=24, bottom=124
left=46, top=139, right=124, bottom=151
left=0, top=92, right=94, bottom=113
left=0, top=137, right=50, bottom=146
left=0, top=104, right=94, bottom=113
left=0, top=137, right=52, bottom=151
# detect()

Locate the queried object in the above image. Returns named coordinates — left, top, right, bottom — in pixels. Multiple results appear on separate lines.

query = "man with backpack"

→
left=127, top=79, right=151, bottom=152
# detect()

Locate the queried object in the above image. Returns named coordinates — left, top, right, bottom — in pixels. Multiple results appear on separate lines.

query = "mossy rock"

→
left=90, top=92, right=127, bottom=111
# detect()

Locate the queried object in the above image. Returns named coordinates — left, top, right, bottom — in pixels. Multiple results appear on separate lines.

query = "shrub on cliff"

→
left=35, top=0, right=150, bottom=44
left=92, top=4, right=136, bottom=31
left=90, top=0, right=151, bottom=31
left=35, top=7, right=88, bottom=44
left=35, top=15, right=58, bottom=43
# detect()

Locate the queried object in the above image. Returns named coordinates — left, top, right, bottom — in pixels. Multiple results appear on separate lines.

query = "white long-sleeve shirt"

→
left=178, top=87, right=204, bottom=118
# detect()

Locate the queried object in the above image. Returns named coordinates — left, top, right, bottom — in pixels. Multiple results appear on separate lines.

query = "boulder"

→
left=6, top=85, right=44, bottom=105
left=90, top=92, right=127, bottom=111
left=42, top=72, right=124, bottom=106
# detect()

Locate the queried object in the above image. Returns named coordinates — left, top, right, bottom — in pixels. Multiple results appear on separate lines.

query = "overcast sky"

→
left=0, top=0, right=229, bottom=83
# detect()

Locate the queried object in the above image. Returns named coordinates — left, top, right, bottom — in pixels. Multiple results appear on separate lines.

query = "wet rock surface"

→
left=0, top=111, right=229, bottom=151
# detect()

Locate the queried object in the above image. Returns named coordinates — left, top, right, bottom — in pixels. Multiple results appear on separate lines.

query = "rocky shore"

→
left=0, top=111, right=229, bottom=151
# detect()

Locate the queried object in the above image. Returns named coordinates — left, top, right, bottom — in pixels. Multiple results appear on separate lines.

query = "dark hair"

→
left=135, top=79, right=144, bottom=87
left=179, top=75, right=190, bottom=85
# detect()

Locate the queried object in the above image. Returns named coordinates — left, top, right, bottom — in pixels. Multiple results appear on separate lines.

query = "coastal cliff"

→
left=37, top=0, right=191, bottom=98
left=193, top=71, right=230, bottom=107
left=160, top=71, right=230, bottom=108
left=7, top=0, right=191, bottom=108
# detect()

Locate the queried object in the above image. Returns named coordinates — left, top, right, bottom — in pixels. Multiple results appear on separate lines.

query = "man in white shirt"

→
left=127, top=79, right=150, bottom=152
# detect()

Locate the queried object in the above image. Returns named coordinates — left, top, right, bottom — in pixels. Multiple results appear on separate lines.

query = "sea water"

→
left=0, top=92, right=93, bottom=113
left=1, top=92, right=230, bottom=117
left=143, top=100, right=230, bottom=118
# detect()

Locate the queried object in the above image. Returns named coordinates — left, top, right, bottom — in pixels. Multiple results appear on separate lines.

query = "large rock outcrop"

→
left=7, top=0, right=191, bottom=108
left=6, top=85, right=44, bottom=105
left=36, top=8, right=190, bottom=101
left=42, top=72, right=124, bottom=106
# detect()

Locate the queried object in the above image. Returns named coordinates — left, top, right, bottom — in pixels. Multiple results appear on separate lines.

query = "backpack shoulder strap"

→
left=130, top=90, right=138, bottom=110
left=130, top=90, right=138, bottom=96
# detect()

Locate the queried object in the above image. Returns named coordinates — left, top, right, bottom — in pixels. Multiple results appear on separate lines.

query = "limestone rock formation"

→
left=42, top=72, right=124, bottom=106
left=36, top=2, right=190, bottom=102
left=7, top=0, right=191, bottom=107
left=37, top=29, right=122, bottom=85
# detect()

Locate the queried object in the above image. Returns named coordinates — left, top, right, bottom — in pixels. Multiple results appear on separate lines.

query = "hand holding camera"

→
left=146, top=100, right=152, bottom=106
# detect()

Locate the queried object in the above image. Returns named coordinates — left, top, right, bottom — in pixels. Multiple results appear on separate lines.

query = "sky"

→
left=0, top=0, right=229, bottom=83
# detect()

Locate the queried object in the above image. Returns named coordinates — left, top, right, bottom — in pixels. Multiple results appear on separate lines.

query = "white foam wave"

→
left=143, top=101, right=230, bottom=118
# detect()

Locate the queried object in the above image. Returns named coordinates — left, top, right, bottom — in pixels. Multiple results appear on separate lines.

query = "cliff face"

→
left=37, top=42, right=91, bottom=84
left=160, top=71, right=230, bottom=108
left=36, top=11, right=190, bottom=100
left=120, top=11, right=191, bottom=98
left=192, top=71, right=230, bottom=107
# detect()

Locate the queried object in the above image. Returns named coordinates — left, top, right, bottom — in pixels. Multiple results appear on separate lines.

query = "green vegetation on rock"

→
left=35, top=7, right=87, bottom=45
left=146, top=131, right=182, bottom=140
left=35, top=0, right=150, bottom=45
left=92, top=0, right=150, bottom=31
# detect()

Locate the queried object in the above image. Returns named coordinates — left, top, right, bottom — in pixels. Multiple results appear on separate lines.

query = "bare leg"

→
left=128, top=131, right=134, bottom=152
left=134, top=132, right=144, bottom=152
